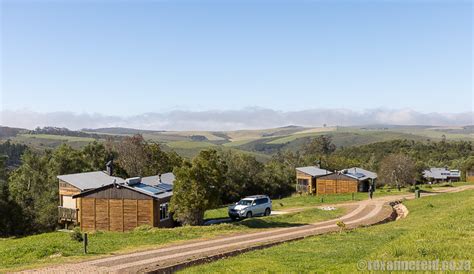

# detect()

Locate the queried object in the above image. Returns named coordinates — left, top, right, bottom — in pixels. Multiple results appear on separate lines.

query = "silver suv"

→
left=228, top=195, right=272, bottom=220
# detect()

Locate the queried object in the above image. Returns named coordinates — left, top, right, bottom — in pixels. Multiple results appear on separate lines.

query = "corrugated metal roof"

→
left=59, top=171, right=175, bottom=200
left=72, top=182, right=173, bottom=200
left=318, top=173, right=358, bottom=181
left=341, top=167, right=377, bottom=181
left=141, top=172, right=175, bottom=186
left=296, top=166, right=332, bottom=177
left=57, top=171, right=125, bottom=191
left=423, top=168, right=461, bottom=180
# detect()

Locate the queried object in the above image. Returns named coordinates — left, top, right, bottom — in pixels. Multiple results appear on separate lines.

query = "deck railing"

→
left=58, top=206, right=78, bottom=223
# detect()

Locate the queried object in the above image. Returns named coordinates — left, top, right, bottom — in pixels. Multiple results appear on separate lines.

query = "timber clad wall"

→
left=58, top=180, right=81, bottom=210
left=296, top=170, right=314, bottom=193
left=59, top=181, right=81, bottom=196
left=80, top=198, right=154, bottom=232
left=316, top=175, right=358, bottom=195
left=467, top=169, right=474, bottom=183
left=153, top=198, right=174, bottom=228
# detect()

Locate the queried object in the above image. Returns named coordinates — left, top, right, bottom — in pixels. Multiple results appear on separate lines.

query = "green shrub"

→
left=70, top=228, right=83, bottom=242
left=408, top=186, right=420, bottom=193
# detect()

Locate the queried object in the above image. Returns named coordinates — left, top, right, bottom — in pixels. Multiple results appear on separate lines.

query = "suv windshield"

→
left=237, top=199, right=253, bottom=205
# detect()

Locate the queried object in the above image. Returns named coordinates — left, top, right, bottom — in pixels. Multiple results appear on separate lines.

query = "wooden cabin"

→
left=72, top=180, right=174, bottom=232
left=466, top=168, right=474, bottom=183
left=57, top=169, right=175, bottom=231
left=315, top=168, right=377, bottom=195
left=340, top=167, right=377, bottom=192
left=295, top=166, right=332, bottom=194
left=316, top=173, right=359, bottom=194
left=423, top=168, right=461, bottom=183
left=57, top=171, right=125, bottom=226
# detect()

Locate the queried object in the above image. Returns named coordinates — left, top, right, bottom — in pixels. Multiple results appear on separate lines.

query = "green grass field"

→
left=204, top=189, right=410, bottom=220
left=11, top=134, right=98, bottom=149
left=0, top=207, right=343, bottom=272
left=16, top=134, right=96, bottom=142
left=185, top=189, right=474, bottom=273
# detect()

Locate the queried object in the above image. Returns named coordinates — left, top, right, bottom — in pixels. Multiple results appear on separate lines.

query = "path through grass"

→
left=185, top=190, right=474, bottom=273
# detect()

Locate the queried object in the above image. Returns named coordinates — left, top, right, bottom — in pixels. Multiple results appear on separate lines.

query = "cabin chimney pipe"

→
left=106, top=160, right=114, bottom=176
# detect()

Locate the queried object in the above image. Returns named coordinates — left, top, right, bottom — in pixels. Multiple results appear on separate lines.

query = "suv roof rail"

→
left=245, top=195, right=269, bottom=199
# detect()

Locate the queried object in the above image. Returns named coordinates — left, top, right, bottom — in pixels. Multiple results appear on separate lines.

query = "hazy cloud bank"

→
left=1, top=108, right=473, bottom=131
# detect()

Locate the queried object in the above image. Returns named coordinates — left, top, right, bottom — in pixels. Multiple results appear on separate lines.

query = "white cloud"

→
left=0, top=107, right=472, bottom=131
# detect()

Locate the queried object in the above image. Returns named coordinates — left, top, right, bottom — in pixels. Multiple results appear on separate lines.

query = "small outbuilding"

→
left=423, top=168, right=461, bottom=183
left=295, top=166, right=332, bottom=194
left=72, top=178, right=174, bottom=232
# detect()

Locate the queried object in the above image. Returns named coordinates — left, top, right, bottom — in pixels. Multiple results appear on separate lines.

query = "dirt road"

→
left=19, top=185, right=474, bottom=274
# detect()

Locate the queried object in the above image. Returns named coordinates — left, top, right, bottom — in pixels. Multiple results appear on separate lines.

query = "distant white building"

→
left=423, top=168, right=461, bottom=183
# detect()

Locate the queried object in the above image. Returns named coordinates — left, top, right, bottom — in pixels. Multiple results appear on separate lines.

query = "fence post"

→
left=83, top=233, right=88, bottom=254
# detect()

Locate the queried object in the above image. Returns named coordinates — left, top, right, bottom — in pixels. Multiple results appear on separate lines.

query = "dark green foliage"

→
left=28, top=126, right=107, bottom=139
left=334, top=139, right=473, bottom=171
left=259, top=160, right=295, bottom=198
left=0, top=156, right=24, bottom=236
left=0, top=140, right=27, bottom=167
left=70, top=228, right=83, bottom=242
left=8, top=150, right=58, bottom=233
left=218, top=150, right=265, bottom=203
left=82, top=141, right=109, bottom=171
left=303, top=135, right=336, bottom=156
left=170, top=150, right=227, bottom=225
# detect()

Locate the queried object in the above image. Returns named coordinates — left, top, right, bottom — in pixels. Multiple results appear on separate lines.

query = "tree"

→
left=8, top=150, right=57, bottom=233
left=113, top=135, right=150, bottom=177
left=219, top=150, right=264, bottom=203
left=146, top=143, right=182, bottom=176
left=378, top=154, right=416, bottom=190
left=82, top=141, right=109, bottom=171
left=49, top=144, right=88, bottom=175
left=0, top=155, right=24, bottom=236
left=110, top=135, right=183, bottom=177
left=304, top=135, right=336, bottom=156
left=260, top=160, right=295, bottom=198
left=170, top=150, right=226, bottom=225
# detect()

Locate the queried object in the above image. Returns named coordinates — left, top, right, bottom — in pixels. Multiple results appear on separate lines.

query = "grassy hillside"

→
left=2, top=125, right=472, bottom=160
left=0, top=207, right=343, bottom=272
left=185, top=189, right=474, bottom=273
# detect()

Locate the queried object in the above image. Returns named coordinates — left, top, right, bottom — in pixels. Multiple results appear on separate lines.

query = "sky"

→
left=0, top=0, right=473, bottom=129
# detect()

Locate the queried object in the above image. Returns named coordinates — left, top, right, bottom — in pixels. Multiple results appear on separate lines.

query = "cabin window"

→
left=160, top=203, right=169, bottom=220
left=297, top=179, right=309, bottom=186
left=61, top=195, right=76, bottom=209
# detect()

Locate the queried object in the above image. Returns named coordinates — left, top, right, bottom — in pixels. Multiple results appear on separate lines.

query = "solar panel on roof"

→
left=131, top=183, right=173, bottom=196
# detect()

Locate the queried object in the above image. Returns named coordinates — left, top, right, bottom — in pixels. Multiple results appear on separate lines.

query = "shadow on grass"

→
left=235, top=218, right=307, bottom=229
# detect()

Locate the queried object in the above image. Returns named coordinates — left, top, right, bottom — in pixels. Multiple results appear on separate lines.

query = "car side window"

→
left=256, top=198, right=267, bottom=205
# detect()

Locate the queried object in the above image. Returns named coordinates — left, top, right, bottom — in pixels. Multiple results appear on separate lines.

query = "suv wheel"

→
left=246, top=211, right=253, bottom=218
left=264, top=208, right=271, bottom=216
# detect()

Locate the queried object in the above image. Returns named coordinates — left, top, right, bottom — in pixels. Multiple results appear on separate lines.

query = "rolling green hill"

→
left=1, top=125, right=472, bottom=160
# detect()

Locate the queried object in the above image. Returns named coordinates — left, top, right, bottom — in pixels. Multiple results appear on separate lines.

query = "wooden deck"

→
left=58, top=206, right=79, bottom=223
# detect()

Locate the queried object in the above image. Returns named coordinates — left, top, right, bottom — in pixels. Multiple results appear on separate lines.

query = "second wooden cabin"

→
left=296, top=166, right=377, bottom=195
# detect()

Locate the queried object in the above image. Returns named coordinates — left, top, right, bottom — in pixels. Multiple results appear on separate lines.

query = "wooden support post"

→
left=83, top=233, right=88, bottom=254
left=93, top=198, right=96, bottom=231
